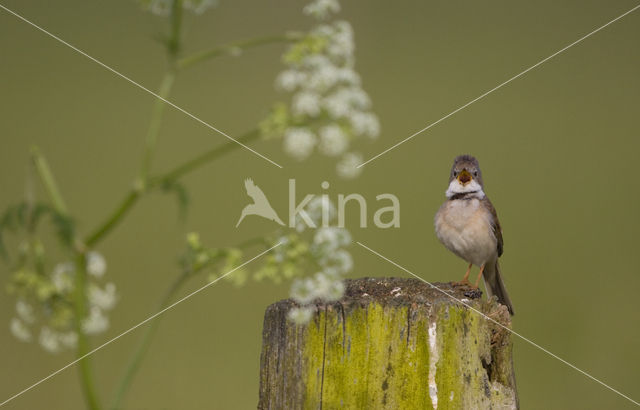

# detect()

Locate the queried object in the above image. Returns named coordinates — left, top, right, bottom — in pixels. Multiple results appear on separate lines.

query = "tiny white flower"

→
left=149, top=0, right=171, bottom=16
left=336, top=67, right=361, bottom=86
left=290, top=278, right=317, bottom=304
left=39, top=327, right=60, bottom=353
left=306, top=196, right=337, bottom=225
left=327, top=21, right=355, bottom=60
left=276, top=69, right=306, bottom=92
left=313, top=227, right=351, bottom=254
left=10, top=318, right=32, bottom=342
left=16, top=299, right=35, bottom=324
left=287, top=306, right=315, bottom=324
left=324, top=277, right=345, bottom=301
left=292, top=91, right=322, bottom=117
left=303, top=0, right=341, bottom=20
left=319, top=124, right=349, bottom=157
left=323, top=90, right=352, bottom=119
left=312, top=272, right=333, bottom=298
left=82, top=307, right=109, bottom=335
left=320, top=249, right=354, bottom=275
left=52, top=262, right=74, bottom=293
left=343, top=87, right=371, bottom=110
left=86, top=252, right=106, bottom=278
left=284, top=127, right=317, bottom=161
left=88, top=282, right=118, bottom=311
left=336, top=152, right=363, bottom=179
left=349, top=111, right=380, bottom=139
left=306, top=63, right=341, bottom=92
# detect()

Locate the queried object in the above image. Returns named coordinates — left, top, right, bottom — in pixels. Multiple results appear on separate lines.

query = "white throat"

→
left=445, top=179, right=485, bottom=199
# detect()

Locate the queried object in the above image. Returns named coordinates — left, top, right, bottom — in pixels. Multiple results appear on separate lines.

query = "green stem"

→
left=141, top=0, right=184, bottom=183
left=177, top=32, right=303, bottom=70
left=87, top=66, right=175, bottom=248
left=139, top=71, right=176, bottom=183
left=30, top=146, right=69, bottom=216
left=85, top=128, right=260, bottom=247
left=150, top=128, right=260, bottom=185
left=74, top=253, right=102, bottom=410
left=85, top=190, right=140, bottom=248
left=30, top=147, right=101, bottom=407
left=167, top=0, right=183, bottom=58
left=108, top=270, right=190, bottom=410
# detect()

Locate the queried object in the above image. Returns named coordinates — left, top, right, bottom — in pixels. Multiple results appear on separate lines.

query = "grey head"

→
left=449, top=154, right=484, bottom=187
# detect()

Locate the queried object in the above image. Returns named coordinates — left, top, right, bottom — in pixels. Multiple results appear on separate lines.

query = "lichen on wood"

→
left=258, top=278, right=518, bottom=409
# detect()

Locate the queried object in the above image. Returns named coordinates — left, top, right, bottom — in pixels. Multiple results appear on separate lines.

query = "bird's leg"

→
left=472, top=263, right=486, bottom=289
left=453, top=263, right=473, bottom=286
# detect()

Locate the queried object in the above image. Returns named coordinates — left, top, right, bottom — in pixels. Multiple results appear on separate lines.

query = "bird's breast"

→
left=434, top=198, right=496, bottom=266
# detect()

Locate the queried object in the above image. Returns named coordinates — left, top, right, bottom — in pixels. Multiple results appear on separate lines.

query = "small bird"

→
left=236, top=178, right=285, bottom=227
left=434, top=155, right=514, bottom=315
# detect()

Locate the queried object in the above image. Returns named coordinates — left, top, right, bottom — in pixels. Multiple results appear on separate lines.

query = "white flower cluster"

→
left=293, top=195, right=336, bottom=232
left=142, top=0, right=218, bottom=16
left=9, top=251, right=118, bottom=353
left=303, top=0, right=340, bottom=19
left=287, top=198, right=353, bottom=324
left=271, top=0, right=380, bottom=179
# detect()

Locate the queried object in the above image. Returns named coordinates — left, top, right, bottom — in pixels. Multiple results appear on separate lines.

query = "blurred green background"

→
left=1, top=0, right=639, bottom=408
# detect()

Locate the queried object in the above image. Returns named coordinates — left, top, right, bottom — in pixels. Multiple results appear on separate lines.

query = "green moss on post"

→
left=258, top=278, right=518, bottom=409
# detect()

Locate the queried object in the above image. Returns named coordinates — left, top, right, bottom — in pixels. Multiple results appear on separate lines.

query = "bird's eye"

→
left=473, top=171, right=478, bottom=177
left=453, top=171, right=458, bottom=177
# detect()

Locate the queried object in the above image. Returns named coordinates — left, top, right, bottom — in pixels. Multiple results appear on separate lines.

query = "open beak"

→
left=457, top=169, right=472, bottom=185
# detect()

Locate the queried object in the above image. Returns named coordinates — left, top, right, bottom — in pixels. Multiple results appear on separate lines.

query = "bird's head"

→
left=445, top=154, right=485, bottom=198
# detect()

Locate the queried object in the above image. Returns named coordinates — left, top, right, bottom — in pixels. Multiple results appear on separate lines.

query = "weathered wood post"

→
left=258, top=278, right=518, bottom=409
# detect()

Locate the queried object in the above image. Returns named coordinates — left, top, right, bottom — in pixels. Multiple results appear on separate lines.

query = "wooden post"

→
left=258, top=278, right=518, bottom=409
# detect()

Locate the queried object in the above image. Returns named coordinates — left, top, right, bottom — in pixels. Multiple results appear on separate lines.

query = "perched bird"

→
left=434, top=155, right=514, bottom=315
left=236, top=178, right=285, bottom=227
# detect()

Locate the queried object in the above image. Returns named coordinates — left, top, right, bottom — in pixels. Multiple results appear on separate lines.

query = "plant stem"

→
left=85, top=190, right=140, bottom=248
left=150, top=128, right=260, bottom=185
left=30, top=147, right=101, bottom=407
left=85, top=128, right=260, bottom=247
left=108, top=270, right=190, bottom=410
left=141, top=0, right=183, bottom=183
left=177, top=32, right=303, bottom=70
left=74, top=253, right=102, bottom=410
left=167, top=0, right=183, bottom=58
left=139, top=71, right=176, bottom=184
left=30, top=146, right=69, bottom=216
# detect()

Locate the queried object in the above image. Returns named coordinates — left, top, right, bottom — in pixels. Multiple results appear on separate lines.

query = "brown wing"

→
left=482, top=197, right=503, bottom=257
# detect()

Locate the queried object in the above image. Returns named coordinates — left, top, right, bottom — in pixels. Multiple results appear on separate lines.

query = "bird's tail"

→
left=483, top=260, right=515, bottom=315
